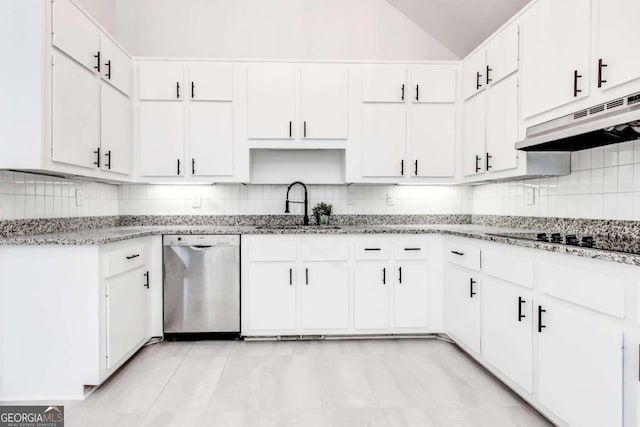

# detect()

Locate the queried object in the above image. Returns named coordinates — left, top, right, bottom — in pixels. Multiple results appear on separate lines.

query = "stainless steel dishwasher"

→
left=163, top=235, right=240, bottom=338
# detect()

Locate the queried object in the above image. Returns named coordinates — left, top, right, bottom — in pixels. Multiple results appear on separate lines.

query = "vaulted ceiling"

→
left=385, top=0, right=532, bottom=58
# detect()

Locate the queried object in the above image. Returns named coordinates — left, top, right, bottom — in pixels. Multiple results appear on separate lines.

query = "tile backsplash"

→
left=0, top=171, right=118, bottom=220
left=472, top=141, right=640, bottom=220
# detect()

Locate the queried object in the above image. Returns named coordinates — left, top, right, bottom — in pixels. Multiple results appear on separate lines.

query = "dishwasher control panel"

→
left=162, top=235, right=240, bottom=246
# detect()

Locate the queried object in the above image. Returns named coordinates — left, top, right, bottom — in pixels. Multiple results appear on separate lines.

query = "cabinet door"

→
left=52, top=51, right=100, bottom=169
left=537, top=298, right=622, bottom=427
left=411, top=65, right=456, bottom=103
left=300, top=64, right=348, bottom=139
left=485, top=73, right=518, bottom=173
left=138, top=61, right=184, bottom=101
left=520, top=0, right=591, bottom=118
left=106, top=267, right=148, bottom=369
left=462, top=49, right=486, bottom=100
left=246, top=263, right=296, bottom=331
left=301, top=263, right=349, bottom=330
left=247, top=64, right=296, bottom=139
left=361, top=104, right=406, bottom=177
left=393, top=262, right=428, bottom=329
left=444, top=266, right=480, bottom=353
left=410, top=104, right=455, bottom=177
left=482, top=278, right=532, bottom=393
left=100, top=36, right=132, bottom=96
left=101, top=83, right=132, bottom=175
left=52, top=0, right=101, bottom=72
left=354, top=263, right=390, bottom=330
left=362, top=65, right=407, bottom=102
left=188, top=62, right=233, bottom=101
left=139, top=102, right=184, bottom=176
left=461, top=92, right=486, bottom=176
left=594, top=0, right=640, bottom=91
left=188, top=102, right=233, bottom=176
left=485, top=22, right=519, bottom=87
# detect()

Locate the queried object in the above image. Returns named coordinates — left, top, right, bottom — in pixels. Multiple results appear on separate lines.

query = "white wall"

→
left=74, top=0, right=117, bottom=36
left=114, top=0, right=457, bottom=60
left=472, top=141, right=640, bottom=220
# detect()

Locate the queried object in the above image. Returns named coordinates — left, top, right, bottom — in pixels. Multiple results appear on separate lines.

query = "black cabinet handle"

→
left=450, top=250, right=464, bottom=256
left=415, top=84, right=419, bottom=101
left=126, top=254, right=140, bottom=260
left=177, top=159, right=181, bottom=176
left=401, top=159, right=404, bottom=176
left=486, top=65, right=492, bottom=85
left=398, top=267, right=402, bottom=284
left=305, top=268, right=309, bottom=285
left=573, top=70, right=582, bottom=97
left=538, top=305, right=547, bottom=333
left=404, top=248, right=421, bottom=251
left=475, top=155, right=481, bottom=173
left=382, top=267, right=386, bottom=285
left=191, top=81, right=195, bottom=98
left=597, top=59, right=608, bottom=88
left=289, top=268, right=293, bottom=286
left=364, top=248, right=381, bottom=251
left=289, top=121, right=292, bottom=138
left=144, top=271, right=150, bottom=289
left=486, top=153, right=492, bottom=171
left=105, top=60, right=111, bottom=80
left=414, top=160, right=418, bottom=176
left=192, top=158, right=196, bottom=175
left=176, top=82, right=180, bottom=99
left=476, top=71, right=483, bottom=90
left=401, top=83, right=405, bottom=100
left=105, top=150, right=112, bottom=170
left=469, top=278, right=477, bottom=298
left=94, top=51, right=101, bottom=72
left=303, top=121, right=307, bottom=138
left=518, top=297, right=526, bottom=322
left=93, top=147, right=101, bottom=168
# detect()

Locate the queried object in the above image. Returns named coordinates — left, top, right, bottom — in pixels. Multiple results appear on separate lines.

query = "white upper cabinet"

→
left=52, top=0, right=101, bottom=72
left=410, top=104, right=455, bottom=177
left=101, top=84, right=132, bottom=175
left=100, top=36, right=132, bottom=96
left=188, top=102, right=234, bottom=176
left=138, top=102, right=184, bottom=176
left=411, top=65, right=456, bottom=103
left=462, top=50, right=487, bottom=100
left=138, top=61, right=185, bottom=101
left=520, top=0, right=591, bottom=118
left=485, top=73, right=519, bottom=173
left=247, top=63, right=296, bottom=139
left=188, top=62, right=233, bottom=101
left=593, top=0, right=640, bottom=92
left=52, top=51, right=100, bottom=170
left=485, top=22, right=519, bottom=87
left=300, top=64, right=349, bottom=139
left=361, top=104, right=406, bottom=177
left=461, top=92, right=486, bottom=176
left=362, top=65, right=407, bottom=102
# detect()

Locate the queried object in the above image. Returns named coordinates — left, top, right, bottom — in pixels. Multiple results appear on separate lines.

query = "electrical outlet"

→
left=386, top=193, right=394, bottom=206
left=192, top=195, right=202, bottom=208
left=75, top=189, right=85, bottom=207
left=524, top=187, right=535, bottom=205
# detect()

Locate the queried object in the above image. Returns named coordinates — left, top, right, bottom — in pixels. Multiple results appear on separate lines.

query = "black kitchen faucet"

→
left=284, top=181, right=309, bottom=226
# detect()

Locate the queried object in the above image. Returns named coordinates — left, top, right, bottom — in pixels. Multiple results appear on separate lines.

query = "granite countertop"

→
left=1, top=223, right=639, bottom=267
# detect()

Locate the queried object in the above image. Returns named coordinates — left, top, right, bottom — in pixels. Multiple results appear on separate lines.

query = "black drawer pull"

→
left=538, top=305, right=547, bottom=333
left=518, top=297, right=526, bottom=322
left=404, top=248, right=421, bottom=251
left=450, top=250, right=464, bottom=256
left=364, top=248, right=381, bottom=251
left=382, top=267, right=386, bottom=285
left=398, top=267, right=402, bottom=284
left=126, top=254, right=140, bottom=260
left=144, top=271, right=150, bottom=289
left=289, top=268, right=292, bottom=286
left=469, top=278, right=477, bottom=298
left=305, top=268, right=309, bottom=285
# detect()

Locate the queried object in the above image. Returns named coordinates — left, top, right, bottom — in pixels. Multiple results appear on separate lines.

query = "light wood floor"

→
left=19, top=339, right=553, bottom=426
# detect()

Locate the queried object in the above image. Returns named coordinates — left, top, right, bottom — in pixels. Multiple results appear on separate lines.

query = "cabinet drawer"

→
left=247, top=236, right=297, bottom=261
left=393, top=239, right=428, bottom=260
left=445, top=240, right=481, bottom=271
left=539, top=261, right=624, bottom=318
left=106, top=244, right=147, bottom=278
left=354, top=239, right=390, bottom=260
left=483, top=248, right=533, bottom=288
left=301, top=237, right=349, bottom=261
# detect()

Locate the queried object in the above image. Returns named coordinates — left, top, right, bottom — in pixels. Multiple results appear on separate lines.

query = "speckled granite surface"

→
left=0, top=216, right=120, bottom=238
left=1, top=214, right=639, bottom=267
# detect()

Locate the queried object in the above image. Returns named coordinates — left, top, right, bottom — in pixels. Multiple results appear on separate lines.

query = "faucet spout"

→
left=285, top=181, right=309, bottom=226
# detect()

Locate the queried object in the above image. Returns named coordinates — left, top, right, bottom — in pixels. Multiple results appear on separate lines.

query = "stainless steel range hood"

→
left=516, top=92, right=640, bottom=151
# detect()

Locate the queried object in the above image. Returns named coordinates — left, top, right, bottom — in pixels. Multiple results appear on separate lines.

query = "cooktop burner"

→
left=486, top=231, right=640, bottom=255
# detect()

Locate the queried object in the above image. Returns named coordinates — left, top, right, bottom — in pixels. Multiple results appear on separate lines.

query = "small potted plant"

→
left=312, top=202, right=333, bottom=226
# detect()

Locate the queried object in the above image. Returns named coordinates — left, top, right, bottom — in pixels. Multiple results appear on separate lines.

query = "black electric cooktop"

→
left=486, top=232, right=640, bottom=255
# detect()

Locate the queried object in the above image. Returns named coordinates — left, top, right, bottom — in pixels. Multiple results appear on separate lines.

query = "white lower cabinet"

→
left=444, top=265, right=481, bottom=353
left=354, top=262, right=390, bottom=330
left=393, top=262, right=429, bottom=328
left=246, top=263, right=296, bottom=332
left=301, top=262, right=349, bottom=330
